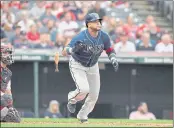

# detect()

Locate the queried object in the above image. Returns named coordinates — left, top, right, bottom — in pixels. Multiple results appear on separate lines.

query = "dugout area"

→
left=10, top=62, right=173, bottom=119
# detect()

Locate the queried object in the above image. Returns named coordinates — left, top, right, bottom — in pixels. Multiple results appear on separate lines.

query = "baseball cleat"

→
left=67, top=103, right=76, bottom=113
left=79, top=119, right=88, bottom=123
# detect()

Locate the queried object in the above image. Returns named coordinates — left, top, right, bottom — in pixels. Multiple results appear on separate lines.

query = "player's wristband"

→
left=66, top=47, right=72, bottom=55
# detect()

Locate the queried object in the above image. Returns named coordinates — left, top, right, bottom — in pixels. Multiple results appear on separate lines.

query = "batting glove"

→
left=111, top=58, right=119, bottom=72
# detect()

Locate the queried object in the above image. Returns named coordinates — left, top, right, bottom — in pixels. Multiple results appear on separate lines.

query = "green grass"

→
left=1, top=118, right=173, bottom=127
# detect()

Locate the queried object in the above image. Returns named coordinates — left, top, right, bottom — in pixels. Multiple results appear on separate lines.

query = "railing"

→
left=14, top=49, right=173, bottom=64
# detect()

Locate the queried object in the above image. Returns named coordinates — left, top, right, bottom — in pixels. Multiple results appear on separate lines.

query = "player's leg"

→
left=67, top=58, right=90, bottom=113
left=0, top=93, right=21, bottom=123
left=1, top=92, right=13, bottom=108
left=77, top=63, right=100, bottom=121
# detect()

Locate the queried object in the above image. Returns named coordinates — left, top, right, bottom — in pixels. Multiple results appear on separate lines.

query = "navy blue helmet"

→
left=85, top=13, right=102, bottom=27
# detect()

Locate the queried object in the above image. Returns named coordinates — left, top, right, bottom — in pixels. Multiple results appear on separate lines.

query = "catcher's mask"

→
left=1, top=44, right=14, bottom=65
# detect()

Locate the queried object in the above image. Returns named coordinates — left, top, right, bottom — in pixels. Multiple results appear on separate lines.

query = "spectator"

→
left=135, top=15, right=154, bottom=40
left=1, top=12, right=16, bottom=30
left=34, top=33, right=53, bottom=49
left=17, top=10, right=35, bottom=33
left=75, top=5, right=88, bottom=26
left=136, top=24, right=150, bottom=41
left=27, top=25, right=40, bottom=43
left=1, top=2, right=11, bottom=14
left=55, top=33, right=65, bottom=52
left=114, top=27, right=136, bottom=53
left=125, top=15, right=138, bottom=40
left=155, top=34, right=173, bottom=52
left=51, top=2, right=64, bottom=17
left=29, top=1, right=45, bottom=20
left=9, top=1, right=21, bottom=10
left=129, top=102, right=156, bottom=120
left=112, top=0, right=129, bottom=8
left=58, top=11, right=79, bottom=37
left=44, top=100, right=63, bottom=118
left=88, top=2, right=106, bottom=19
left=40, top=5, right=57, bottom=25
left=146, top=15, right=155, bottom=26
left=136, top=32, right=154, bottom=51
left=100, top=1, right=112, bottom=8
left=110, top=26, right=123, bottom=44
left=39, top=19, right=57, bottom=43
left=148, top=22, right=162, bottom=46
left=0, top=28, right=8, bottom=42
left=56, top=3, right=76, bottom=21
left=20, top=1, right=30, bottom=10
left=106, top=17, right=117, bottom=34
left=36, top=21, right=44, bottom=32
left=9, top=26, right=24, bottom=44
left=11, top=26, right=31, bottom=49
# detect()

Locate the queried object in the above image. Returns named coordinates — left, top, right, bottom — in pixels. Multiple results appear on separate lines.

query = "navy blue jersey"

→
left=68, top=29, right=112, bottom=67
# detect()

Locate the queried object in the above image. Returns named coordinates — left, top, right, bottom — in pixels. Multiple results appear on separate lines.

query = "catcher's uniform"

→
left=0, top=45, right=21, bottom=123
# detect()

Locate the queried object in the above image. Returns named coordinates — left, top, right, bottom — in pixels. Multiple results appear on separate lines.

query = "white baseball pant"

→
left=68, top=57, right=100, bottom=120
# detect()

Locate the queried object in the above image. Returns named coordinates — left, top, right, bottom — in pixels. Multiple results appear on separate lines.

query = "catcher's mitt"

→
left=1, top=107, right=21, bottom=123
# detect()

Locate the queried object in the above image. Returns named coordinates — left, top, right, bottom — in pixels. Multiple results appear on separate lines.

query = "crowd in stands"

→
left=1, top=1, right=173, bottom=53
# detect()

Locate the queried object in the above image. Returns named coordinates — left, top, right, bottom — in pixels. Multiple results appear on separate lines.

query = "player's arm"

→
left=106, top=47, right=119, bottom=71
left=62, top=35, right=83, bottom=56
left=5, top=80, right=12, bottom=95
left=62, top=36, right=77, bottom=56
left=62, top=46, right=73, bottom=56
left=104, top=34, right=119, bottom=71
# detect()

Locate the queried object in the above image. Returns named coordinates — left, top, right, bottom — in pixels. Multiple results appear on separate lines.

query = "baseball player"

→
left=0, top=44, right=21, bottom=123
left=62, top=13, right=119, bottom=123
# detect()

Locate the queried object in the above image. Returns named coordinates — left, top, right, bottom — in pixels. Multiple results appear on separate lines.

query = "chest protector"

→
left=1, top=67, right=12, bottom=92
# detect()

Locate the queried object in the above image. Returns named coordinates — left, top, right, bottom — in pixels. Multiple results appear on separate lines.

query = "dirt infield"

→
left=2, top=121, right=172, bottom=127
left=1, top=118, right=173, bottom=127
left=25, top=122, right=172, bottom=127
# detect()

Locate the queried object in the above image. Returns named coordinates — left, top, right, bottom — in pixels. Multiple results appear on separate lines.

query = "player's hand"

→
left=111, top=58, right=119, bottom=72
left=62, top=48, right=67, bottom=56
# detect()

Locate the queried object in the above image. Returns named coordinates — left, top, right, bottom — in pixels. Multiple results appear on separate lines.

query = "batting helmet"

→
left=85, top=13, right=102, bottom=27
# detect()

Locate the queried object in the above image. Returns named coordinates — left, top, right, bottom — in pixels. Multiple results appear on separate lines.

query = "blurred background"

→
left=0, top=0, right=173, bottom=119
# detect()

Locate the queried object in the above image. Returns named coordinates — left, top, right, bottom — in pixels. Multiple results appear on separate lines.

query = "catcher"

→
left=0, top=44, right=21, bottom=123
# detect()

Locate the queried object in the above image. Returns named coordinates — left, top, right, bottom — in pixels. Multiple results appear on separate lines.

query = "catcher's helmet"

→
left=1, top=44, right=14, bottom=65
left=85, top=13, right=102, bottom=27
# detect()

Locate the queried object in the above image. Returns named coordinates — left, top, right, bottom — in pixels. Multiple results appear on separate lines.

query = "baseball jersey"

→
left=68, top=29, right=112, bottom=67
